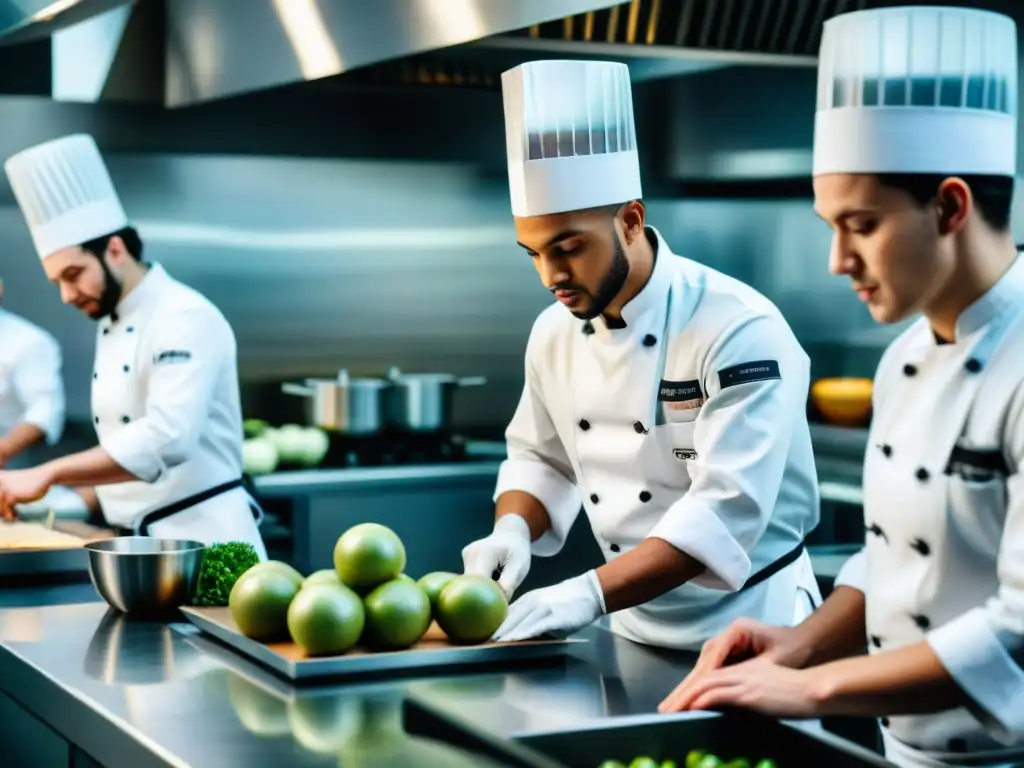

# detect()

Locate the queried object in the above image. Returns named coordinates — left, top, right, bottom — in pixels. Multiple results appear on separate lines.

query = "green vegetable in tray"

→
left=598, top=752, right=775, bottom=768
left=192, top=541, right=261, bottom=606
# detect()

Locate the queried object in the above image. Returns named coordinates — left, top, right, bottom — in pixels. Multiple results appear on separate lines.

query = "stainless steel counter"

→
left=0, top=595, right=688, bottom=767
left=251, top=460, right=504, bottom=497
left=0, top=584, right=882, bottom=768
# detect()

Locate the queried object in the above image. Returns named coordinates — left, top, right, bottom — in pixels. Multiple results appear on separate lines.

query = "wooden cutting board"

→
left=0, top=521, right=86, bottom=550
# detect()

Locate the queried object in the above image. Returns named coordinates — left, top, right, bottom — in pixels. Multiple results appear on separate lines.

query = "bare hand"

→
left=0, top=467, right=54, bottom=520
left=659, top=618, right=808, bottom=713
left=667, top=657, right=825, bottom=718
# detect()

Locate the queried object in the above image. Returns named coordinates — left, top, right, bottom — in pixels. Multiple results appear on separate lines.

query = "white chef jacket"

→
left=496, top=226, right=822, bottom=650
left=91, top=263, right=266, bottom=559
left=835, top=256, right=1024, bottom=767
left=0, top=308, right=65, bottom=465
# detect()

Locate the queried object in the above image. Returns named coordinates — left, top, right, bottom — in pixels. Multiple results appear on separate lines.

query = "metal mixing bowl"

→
left=85, top=537, right=206, bottom=615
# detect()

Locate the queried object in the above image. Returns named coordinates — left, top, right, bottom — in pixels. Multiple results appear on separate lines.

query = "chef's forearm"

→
left=0, top=422, right=46, bottom=462
left=44, top=446, right=138, bottom=487
left=495, top=490, right=552, bottom=541
left=810, top=641, right=965, bottom=717
left=596, top=537, right=706, bottom=614
left=791, top=585, right=868, bottom=667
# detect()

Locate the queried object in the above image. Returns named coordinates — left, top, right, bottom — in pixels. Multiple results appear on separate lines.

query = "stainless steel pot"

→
left=386, top=367, right=486, bottom=433
left=281, top=370, right=390, bottom=435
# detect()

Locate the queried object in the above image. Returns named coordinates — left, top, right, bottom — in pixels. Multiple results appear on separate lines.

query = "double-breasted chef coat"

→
left=91, top=263, right=267, bottom=559
left=494, top=226, right=822, bottom=650
left=835, top=256, right=1024, bottom=768
left=0, top=308, right=64, bottom=469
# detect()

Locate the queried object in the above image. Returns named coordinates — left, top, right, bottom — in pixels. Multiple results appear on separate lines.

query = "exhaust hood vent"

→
left=397, top=0, right=1024, bottom=86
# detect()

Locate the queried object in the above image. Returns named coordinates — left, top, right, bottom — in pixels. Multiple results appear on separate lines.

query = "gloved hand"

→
left=492, top=570, right=606, bottom=642
left=461, top=514, right=532, bottom=598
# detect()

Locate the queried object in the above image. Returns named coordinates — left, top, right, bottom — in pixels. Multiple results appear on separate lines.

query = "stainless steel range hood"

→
left=38, top=0, right=633, bottom=106
left=0, top=0, right=132, bottom=46
left=38, top=0, right=1024, bottom=108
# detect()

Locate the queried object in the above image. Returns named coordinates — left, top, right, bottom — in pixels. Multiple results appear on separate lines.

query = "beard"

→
left=84, top=258, right=124, bottom=320
left=556, top=231, right=630, bottom=321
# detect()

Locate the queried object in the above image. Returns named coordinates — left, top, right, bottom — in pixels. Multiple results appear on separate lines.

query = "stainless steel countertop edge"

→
left=0, top=638, right=186, bottom=768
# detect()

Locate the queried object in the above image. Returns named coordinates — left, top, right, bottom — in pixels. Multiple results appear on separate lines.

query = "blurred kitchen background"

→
left=2, top=0, right=1023, bottom=583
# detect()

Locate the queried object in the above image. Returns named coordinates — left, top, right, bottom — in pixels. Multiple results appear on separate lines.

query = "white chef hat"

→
left=501, top=59, right=642, bottom=217
left=4, top=133, right=128, bottom=261
left=813, top=6, right=1018, bottom=177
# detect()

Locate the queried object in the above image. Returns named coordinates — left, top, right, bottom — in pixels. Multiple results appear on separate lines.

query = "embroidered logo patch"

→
left=154, top=350, right=192, bottom=365
left=659, top=379, right=704, bottom=410
left=718, top=360, right=781, bottom=389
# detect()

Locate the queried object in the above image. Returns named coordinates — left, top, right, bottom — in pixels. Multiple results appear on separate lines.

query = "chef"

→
left=0, top=133, right=267, bottom=559
left=658, top=6, right=1024, bottom=768
left=0, top=277, right=65, bottom=469
left=462, top=59, right=822, bottom=649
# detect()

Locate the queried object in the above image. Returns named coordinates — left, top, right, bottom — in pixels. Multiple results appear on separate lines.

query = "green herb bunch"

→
left=193, top=541, right=260, bottom=606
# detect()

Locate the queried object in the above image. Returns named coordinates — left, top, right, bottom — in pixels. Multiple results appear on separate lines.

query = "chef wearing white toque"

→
left=0, top=134, right=267, bottom=559
left=660, top=7, right=1024, bottom=768
left=461, top=59, right=822, bottom=650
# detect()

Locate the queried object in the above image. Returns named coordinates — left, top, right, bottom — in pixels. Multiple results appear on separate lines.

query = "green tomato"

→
left=685, top=752, right=707, bottom=768
left=696, top=756, right=723, bottom=768
left=629, top=758, right=660, bottom=768
left=754, top=761, right=777, bottom=768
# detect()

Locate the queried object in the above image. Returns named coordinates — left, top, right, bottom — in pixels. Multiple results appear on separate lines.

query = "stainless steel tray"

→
left=515, top=711, right=895, bottom=768
left=180, top=606, right=583, bottom=682
left=0, top=522, right=112, bottom=579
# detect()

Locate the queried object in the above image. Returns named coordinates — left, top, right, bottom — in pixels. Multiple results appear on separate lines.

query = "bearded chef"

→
left=0, top=277, right=65, bottom=469
left=0, top=134, right=267, bottom=559
left=461, top=59, right=823, bottom=649
left=659, top=6, right=1024, bottom=768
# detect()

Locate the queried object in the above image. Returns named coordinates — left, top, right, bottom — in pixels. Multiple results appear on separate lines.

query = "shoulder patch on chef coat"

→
left=718, top=359, right=780, bottom=389
left=153, top=349, right=192, bottom=365
left=659, top=379, right=704, bottom=410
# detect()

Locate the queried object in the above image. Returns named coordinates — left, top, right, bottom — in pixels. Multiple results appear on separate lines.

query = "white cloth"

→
left=90, top=263, right=266, bottom=559
left=495, top=226, right=821, bottom=650
left=851, top=256, right=1024, bottom=761
left=0, top=308, right=65, bottom=454
left=462, top=513, right=532, bottom=598
left=813, top=7, right=1017, bottom=176
left=4, top=133, right=129, bottom=260
left=501, top=60, right=641, bottom=217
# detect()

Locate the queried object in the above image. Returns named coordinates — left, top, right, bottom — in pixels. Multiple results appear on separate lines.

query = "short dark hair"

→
left=80, top=226, right=143, bottom=261
left=874, top=174, right=1014, bottom=232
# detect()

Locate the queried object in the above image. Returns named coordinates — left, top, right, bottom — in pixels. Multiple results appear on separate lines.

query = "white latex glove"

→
left=461, top=514, right=532, bottom=598
left=492, top=570, right=606, bottom=643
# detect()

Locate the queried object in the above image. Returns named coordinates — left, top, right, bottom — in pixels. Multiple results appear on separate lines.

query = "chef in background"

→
left=659, top=7, right=1024, bottom=768
left=462, top=59, right=822, bottom=650
left=0, top=134, right=267, bottom=559
left=0, top=277, right=65, bottom=469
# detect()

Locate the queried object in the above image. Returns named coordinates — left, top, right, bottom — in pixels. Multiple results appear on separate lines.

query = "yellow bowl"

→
left=810, top=377, right=873, bottom=427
